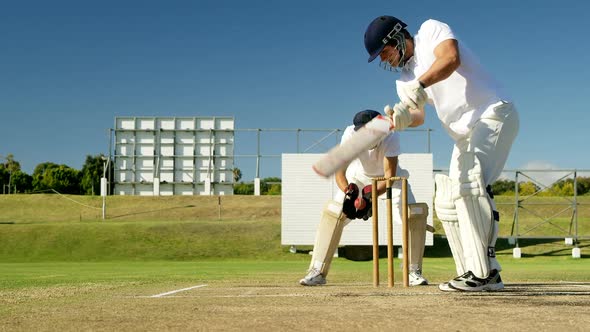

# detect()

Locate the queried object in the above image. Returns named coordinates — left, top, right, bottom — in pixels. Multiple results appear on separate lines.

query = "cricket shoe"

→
left=409, top=270, right=428, bottom=286
left=438, top=282, right=458, bottom=292
left=449, top=270, right=504, bottom=292
left=299, top=268, right=326, bottom=286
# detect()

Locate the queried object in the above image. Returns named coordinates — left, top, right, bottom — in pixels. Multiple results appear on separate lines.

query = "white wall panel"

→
left=281, top=153, right=434, bottom=246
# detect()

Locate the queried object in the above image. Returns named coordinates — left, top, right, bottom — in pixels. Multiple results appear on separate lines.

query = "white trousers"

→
left=450, top=102, right=520, bottom=185
left=449, top=102, right=519, bottom=276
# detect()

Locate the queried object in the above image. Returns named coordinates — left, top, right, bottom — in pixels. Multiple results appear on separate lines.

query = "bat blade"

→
left=312, top=115, right=393, bottom=177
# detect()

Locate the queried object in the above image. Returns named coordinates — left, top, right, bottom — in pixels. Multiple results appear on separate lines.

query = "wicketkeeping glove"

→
left=384, top=103, right=412, bottom=131
left=353, top=185, right=373, bottom=221
left=342, top=183, right=360, bottom=219
left=397, top=80, right=427, bottom=110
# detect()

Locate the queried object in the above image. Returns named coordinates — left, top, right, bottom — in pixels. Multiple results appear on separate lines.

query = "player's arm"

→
left=417, top=39, right=460, bottom=88
left=374, top=156, right=398, bottom=196
left=335, top=167, right=349, bottom=192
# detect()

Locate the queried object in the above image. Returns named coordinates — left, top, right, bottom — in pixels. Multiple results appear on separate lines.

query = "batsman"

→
left=300, top=110, right=430, bottom=287
left=363, top=16, right=519, bottom=291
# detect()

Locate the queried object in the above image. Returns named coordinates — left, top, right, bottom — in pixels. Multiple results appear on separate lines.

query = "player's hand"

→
left=384, top=103, right=412, bottom=131
left=354, top=185, right=373, bottom=220
left=342, top=183, right=360, bottom=218
left=397, top=80, right=427, bottom=110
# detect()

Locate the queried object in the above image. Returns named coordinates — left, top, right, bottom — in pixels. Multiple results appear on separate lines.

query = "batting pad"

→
left=434, top=174, right=466, bottom=276
left=309, top=200, right=348, bottom=277
left=408, top=203, right=428, bottom=272
left=453, top=153, right=496, bottom=279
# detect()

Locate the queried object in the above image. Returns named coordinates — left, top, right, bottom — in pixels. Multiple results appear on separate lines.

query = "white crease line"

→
left=150, top=284, right=208, bottom=298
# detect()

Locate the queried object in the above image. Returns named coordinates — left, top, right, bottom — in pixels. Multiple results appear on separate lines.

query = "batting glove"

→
left=384, top=103, right=412, bottom=131
left=397, top=80, right=427, bottom=110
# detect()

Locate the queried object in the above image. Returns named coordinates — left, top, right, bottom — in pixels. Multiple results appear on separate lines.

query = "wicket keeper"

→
left=300, top=110, right=429, bottom=287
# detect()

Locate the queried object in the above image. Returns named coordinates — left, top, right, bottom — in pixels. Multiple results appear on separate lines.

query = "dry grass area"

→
left=2, top=279, right=590, bottom=331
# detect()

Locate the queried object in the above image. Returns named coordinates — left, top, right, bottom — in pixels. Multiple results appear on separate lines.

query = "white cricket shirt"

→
left=399, top=19, right=510, bottom=141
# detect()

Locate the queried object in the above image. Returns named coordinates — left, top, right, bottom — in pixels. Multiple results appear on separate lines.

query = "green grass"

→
left=0, top=219, right=285, bottom=262
left=0, top=194, right=588, bottom=262
left=1, top=256, right=589, bottom=292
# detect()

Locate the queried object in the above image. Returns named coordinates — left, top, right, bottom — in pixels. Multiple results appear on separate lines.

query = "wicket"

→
left=371, top=176, right=409, bottom=288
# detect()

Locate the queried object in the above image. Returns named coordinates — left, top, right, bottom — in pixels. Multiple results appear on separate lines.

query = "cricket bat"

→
left=312, top=115, right=393, bottom=177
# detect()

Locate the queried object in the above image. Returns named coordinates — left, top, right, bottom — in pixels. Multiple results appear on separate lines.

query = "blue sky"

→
left=1, top=0, right=589, bottom=180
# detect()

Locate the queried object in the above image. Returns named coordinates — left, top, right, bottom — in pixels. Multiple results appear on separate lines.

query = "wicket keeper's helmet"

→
left=364, top=16, right=407, bottom=63
left=353, top=110, right=380, bottom=131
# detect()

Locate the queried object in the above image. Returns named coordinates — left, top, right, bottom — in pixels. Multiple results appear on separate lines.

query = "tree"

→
left=81, top=154, right=109, bottom=195
left=232, top=167, right=242, bottom=183
left=262, top=177, right=281, bottom=195
left=0, top=154, right=21, bottom=193
left=490, top=179, right=515, bottom=195
left=233, top=182, right=254, bottom=195
left=518, top=181, right=539, bottom=196
left=10, top=170, right=33, bottom=193
left=32, top=162, right=81, bottom=194
left=576, top=176, right=590, bottom=195
left=32, top=162, right=59, bottom=192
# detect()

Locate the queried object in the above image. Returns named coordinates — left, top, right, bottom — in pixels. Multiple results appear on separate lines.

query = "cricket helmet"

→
left=353, top=110, right=380, bottom=131
left=364, top=16, right=407, bottom=63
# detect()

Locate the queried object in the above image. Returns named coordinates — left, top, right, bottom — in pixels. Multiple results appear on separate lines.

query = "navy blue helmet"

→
left=364, top=16, right=407, bottom=63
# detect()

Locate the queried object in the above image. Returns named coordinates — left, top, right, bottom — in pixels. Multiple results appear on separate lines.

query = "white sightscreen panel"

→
left=160, top=184, right=173, bottom=196
left=138, top=145, right=154, bottom=156
left=197, top=118, right=215, bottom=130
left=160, top=133, right=174, bottom=144
left=159, top=118, right=175, bottom=130
left=217, top=118, right=234, bottom=130
left=160, top=171, right=173, bottom=182
left=177, top=132, right=194, bottom=144
left=115, top=184, right=133, bottom=195
left=136, top=132, right=154, bottom=143
left=180, top=146, right=194, bottom=155
left=176, top=118, right=195, bottom=130
left=281, top=154, right=338, bottom=245
left=116, top=170, right=133, bottom=182
left=116, top=145, right=131, bottom=156
left=181, top=171, right=194, bottom=182
left=281, top=153, right=434, bottom=246
left=174, top=184, right=195, bottom=195
left=161, top=158, right=174, bottom=169
left=197, top=146, right=212, bottom=156
left=138, top=119, right=155, bottom=130
left=214, top=184, right=232, bottom=195
left=160, top=146, right=174, bottom=156
left=115, top=158, right=131, bottom=170
left=117, top=118, right=135, bottom=130
left=139, top=158, right=154, bottom=169
left=117, top=132, right=134, bottom=143
left=196, top=132, right=212, bottom=144
left=136, top=184, right=154, bottom=196
left=137, top=171, right=153, bottom=182
left=197, top=171, right=209, bottom=182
